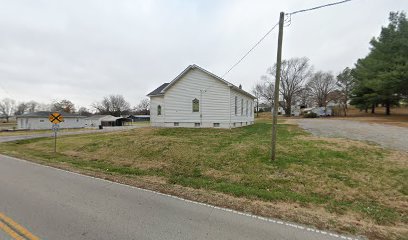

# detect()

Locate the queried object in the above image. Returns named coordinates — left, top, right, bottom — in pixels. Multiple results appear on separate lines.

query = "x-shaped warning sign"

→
left=49, top=112, right=64, bottom=124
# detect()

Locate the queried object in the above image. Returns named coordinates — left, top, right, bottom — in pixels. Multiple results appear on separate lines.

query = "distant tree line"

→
left=253, top=57, right=346, bottom=116
left=0, top=95, right=150, bottom=122
left=253, top=11, right=407, bottom=116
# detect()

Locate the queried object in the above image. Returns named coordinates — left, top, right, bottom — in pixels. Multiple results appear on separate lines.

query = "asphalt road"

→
left=0, top=155, right=361, bottom=240
left=0, top=126, right=143, bottom=143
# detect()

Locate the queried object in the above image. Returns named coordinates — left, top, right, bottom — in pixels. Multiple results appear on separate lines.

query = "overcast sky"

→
left=0, top=0, right=407, bottom=109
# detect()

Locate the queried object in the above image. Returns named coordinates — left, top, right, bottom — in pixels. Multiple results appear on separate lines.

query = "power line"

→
left=222, top=21, right=280, bottom=78
left=222, top=0, right=352, bottom=78
left=288, top=0, right=352, bottom=15
left=0, top=82, right=14, bottom=99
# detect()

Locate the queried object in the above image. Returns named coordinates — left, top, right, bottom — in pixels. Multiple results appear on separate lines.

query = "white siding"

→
left=149, top=67, right=255, bottom=128
left=17, top=117, right=85, bottom=130
left=229, top=89, right=255, bottom=127
left=164, top=69, right=230, bottom=127
left=150, top=96, right=165, bottom=127
left=84, top=119, right=101, bottom=128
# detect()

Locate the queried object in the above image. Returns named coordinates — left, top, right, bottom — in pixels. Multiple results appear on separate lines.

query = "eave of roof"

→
left=148, top=64, right=256, bottom=99
left=147, top=83, right=169, bottom=96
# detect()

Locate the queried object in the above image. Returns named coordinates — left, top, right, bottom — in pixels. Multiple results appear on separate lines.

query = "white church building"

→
left=147, top=64, right=256, bottom=128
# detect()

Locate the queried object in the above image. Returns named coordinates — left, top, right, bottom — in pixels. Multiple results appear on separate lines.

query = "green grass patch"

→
left=0, top=121, right=406, bottom=232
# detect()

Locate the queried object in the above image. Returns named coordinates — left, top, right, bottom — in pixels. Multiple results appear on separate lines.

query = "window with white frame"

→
left=241, top=99, right=243, bottom=115
left=192, top=98, right=199, bottom=112
left=234, top=96, right=238, bottom=115
left=246, top=100, right=248, bottom=116
left=157, top=105, right=162, bottom=115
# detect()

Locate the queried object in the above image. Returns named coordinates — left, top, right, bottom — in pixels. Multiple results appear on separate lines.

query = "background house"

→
left=16, top=111, right=85, bottom=130
left=147, top=64, right=256, bottom=128
left=257, top=103, right=271, bottom=112
left=84, top=115, right=129, bottom=127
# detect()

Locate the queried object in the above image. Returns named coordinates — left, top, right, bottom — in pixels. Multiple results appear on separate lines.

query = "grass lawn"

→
left=0, top=119, right=406, bottom=240
left=0, top=127, right=93, bottom=136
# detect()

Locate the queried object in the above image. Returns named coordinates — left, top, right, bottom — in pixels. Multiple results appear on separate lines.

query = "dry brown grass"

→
left=0, top=121, right=406, bottom=240
left=332, top=106, right=408, bottom=127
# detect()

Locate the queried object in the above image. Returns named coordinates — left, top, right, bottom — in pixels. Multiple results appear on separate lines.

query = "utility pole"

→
left=271, top=12, right=285, bottom=161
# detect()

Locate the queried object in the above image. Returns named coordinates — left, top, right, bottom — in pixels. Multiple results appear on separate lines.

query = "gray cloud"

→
left=0, top=0, right=407, bottom=109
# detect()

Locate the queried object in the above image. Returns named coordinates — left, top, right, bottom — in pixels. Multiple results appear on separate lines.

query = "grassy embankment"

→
left=0, top=118, right=406, bottom=240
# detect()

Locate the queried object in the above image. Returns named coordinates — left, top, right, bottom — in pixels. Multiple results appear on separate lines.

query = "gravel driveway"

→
left=295, top=119, right=408, bottom=152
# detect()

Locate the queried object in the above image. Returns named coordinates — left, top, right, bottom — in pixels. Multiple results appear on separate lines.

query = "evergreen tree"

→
left=351, top=12, right=408, bottom=115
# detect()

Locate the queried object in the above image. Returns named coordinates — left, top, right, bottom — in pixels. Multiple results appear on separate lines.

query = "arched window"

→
left=192, top=98, right=199, bottom=112
left=241, top=99, right=244, bottom=115
left=234, top=96, right=238, bottom=115
left=246, top=100, right=248, bottom=116
left=157, top=105, right=162, bottom=115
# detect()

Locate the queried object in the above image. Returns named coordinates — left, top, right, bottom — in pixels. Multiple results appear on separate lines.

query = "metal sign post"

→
left=49, top=113, right=63, bottom=154
left=52, top=123, right=60, bottom=153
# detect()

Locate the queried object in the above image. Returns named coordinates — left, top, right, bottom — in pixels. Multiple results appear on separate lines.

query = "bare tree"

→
left=251, top=84, right=261, bottom=115
left=51, top=99, right=76, bottom=113
left=77, top=107, right=92, bottom=116
left=26, top=101, right=39, bottom=113
left=14, top=102, right=28, bottom=115
left=253, top=79, right=274, bottom=107
left=295, top=87, right=313, bottom=108
left=307, top=71, right=337, bottom=107
left=0, top=98, right=16, bottom=122
left=134, top=98, right=150, bottom=115
left=336, top=67, right=354, bottom=116
left=36, top=103, right=51, bottom=111
left=267, top=57, right=312, bottom=116
left=93, top=94, right=130, bottom=117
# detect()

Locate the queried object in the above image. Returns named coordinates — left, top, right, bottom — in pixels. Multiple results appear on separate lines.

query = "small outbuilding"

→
left=16, top=111, right=85, bottom=130
left=84, top=115, right=129, bottom=127
left=128, top=115, right=150, bottom=122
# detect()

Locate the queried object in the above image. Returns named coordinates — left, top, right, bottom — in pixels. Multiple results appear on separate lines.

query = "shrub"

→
left=304, top=112, right=318, bottom=118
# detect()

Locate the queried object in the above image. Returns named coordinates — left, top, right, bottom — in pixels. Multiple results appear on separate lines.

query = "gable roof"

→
left=147, top=64, right=256, bottom=99
left=147, top=83, right=169, bottom=96
left=84, top=115, right=125, bottom=122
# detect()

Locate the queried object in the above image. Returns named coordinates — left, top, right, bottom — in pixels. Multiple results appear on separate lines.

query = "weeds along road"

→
left=0, top=155, right=361, bottom=240
left=296, top=119, right=408, bottom=152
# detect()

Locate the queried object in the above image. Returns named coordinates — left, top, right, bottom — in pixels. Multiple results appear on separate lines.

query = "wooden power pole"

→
left=271, top=12, right=285, bottom=161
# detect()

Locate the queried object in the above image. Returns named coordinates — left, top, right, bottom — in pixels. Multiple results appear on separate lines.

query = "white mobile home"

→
left=147, top=64, right=256, bottom=128
left=16, top=111, right=85, bottom=130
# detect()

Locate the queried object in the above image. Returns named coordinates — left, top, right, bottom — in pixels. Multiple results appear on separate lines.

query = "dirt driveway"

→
left=294, top=119, right=408, bottom=152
